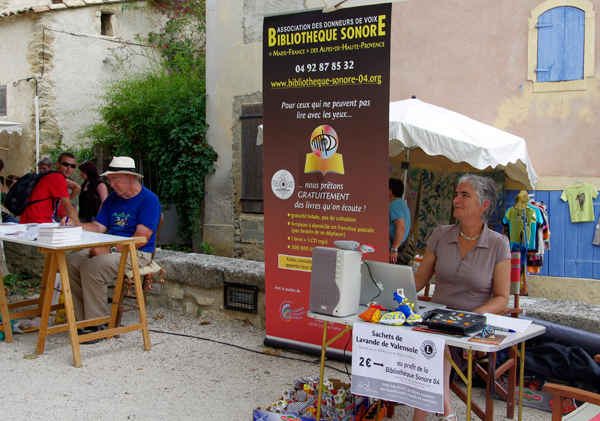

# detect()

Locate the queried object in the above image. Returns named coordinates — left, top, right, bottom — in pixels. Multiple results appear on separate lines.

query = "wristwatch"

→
left=110, top=246, right=118, bottom=253
left=390, top=248, right=398, bottom=253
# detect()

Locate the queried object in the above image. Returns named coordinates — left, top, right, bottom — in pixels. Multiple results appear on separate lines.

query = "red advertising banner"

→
left=263, top=5, right=392, bottom=352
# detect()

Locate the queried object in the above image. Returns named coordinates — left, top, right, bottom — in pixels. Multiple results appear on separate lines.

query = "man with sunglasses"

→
left=54, top=153, right=81, bottom=200
left=38, top=155, right=81, bottom=199
left=20, top=153, right=81, bottom=224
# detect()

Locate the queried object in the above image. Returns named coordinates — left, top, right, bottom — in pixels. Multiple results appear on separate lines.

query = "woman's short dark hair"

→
left=457, top=173, right=498, bottom=223
left=389, top=178, right=405, bottom=198
left=0, top=158, right=4, bottom=172
left=78, top=160, right=101, bottom=183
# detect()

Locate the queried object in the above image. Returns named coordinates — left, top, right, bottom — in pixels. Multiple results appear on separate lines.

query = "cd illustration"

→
left=271, top=170, right=295, bottom=200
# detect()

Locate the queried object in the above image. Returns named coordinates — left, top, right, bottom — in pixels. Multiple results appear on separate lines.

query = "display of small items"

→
left=0, top=317, right=16, bottom=341
left=359, top=289, right=423, bottom=326
left=267, top=376, right=365, bottom=420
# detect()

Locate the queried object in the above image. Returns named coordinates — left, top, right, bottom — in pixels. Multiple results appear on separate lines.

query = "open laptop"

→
left=359, top=260, right=445, bottom=316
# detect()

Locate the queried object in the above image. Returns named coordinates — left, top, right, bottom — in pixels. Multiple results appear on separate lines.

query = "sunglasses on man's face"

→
left=60, top=162, right=77, bottom=169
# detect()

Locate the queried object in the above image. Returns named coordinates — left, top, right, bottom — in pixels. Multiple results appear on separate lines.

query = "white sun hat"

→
left=101, top=156, right=143, bottom=178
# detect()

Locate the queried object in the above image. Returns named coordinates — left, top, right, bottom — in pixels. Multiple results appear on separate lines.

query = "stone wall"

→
left=4, top=242, right=47, bottom=279
left=148, top=250, right=266, bottom=327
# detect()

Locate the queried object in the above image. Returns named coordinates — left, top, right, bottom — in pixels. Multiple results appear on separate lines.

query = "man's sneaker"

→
left=80, top=324, right=108, bottom=345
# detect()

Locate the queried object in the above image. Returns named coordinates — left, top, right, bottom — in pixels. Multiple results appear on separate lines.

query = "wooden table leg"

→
left=315, top=320, right=329, bottom=421
left=484, top=353, right=496, bottom=421
left=507, top=345, right=518, bottom=419
left=56, top=251, right=82, bottom=368
left=518, top=342, right=525, bottom=421
left=0, top=262, right=12, bottom=343
left=128, top=245, right=151, bottom=351
left=108, top=244, right=151, bottom=351
left=36, top=252, right=58, bottom=355
left=108, top=247, right=129, bottom=332
left=466, top=349, right=472, bottom=421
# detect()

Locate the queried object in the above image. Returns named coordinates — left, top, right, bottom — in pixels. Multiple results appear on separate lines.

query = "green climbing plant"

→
left=81, top=0, right=216, bottom=237
left=45, top=136, right=95, bottom=164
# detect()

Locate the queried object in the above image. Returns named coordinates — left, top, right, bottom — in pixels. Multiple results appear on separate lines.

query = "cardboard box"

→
left=515, top=386, right=554, bottom=412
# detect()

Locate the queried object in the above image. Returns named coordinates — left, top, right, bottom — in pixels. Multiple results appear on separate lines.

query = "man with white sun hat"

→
left=66, top=156, right=161, bottom=342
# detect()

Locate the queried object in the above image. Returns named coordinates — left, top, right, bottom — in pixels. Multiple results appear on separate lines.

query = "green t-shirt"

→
left=503, top=207, right=536, bottom=249
left=561, top=183, right=598, bottom=223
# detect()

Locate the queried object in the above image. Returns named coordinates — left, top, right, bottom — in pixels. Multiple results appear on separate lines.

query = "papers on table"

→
left=0, top=222, right=28, bottom=234
left=483, top=313, right=532, bottom=333
left=37, top=226, right=83, bottom=244
left=3, top=223, right=60, bottom=241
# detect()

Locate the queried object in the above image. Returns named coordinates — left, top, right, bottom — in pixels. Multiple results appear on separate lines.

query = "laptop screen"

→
left=359, top=260, right=422, bottom=314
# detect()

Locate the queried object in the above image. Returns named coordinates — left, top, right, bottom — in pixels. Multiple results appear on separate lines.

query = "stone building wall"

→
left=0, top=1, right=162, bottom=175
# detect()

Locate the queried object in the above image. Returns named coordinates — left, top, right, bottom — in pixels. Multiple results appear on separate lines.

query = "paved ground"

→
left=0, top=307, right=552, bottom=421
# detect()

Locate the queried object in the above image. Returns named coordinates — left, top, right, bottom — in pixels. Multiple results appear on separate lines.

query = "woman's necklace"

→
left=459, top=231, right=480, bottom=241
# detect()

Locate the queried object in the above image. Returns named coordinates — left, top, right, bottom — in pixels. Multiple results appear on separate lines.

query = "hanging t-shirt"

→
left=527, top=203, right=544, bottom=251
left=561, top=183, right=598, bottom=223
left=503, top=207, right=536, bottom=250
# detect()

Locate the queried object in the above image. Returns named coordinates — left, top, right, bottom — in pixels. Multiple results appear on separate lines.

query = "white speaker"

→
left=309, top=247, right=362, bottom=317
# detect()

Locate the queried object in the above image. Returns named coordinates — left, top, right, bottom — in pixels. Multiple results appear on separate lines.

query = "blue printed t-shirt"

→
left=95, top=185, right=161, bottom=253
left=389, top=198, right=410, bottom=247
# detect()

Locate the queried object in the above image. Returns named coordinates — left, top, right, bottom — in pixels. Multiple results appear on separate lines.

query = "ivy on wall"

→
left=80, top=0, right=216, bottom=236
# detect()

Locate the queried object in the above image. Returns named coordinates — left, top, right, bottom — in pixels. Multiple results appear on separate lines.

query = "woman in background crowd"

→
left=78, top=160, right=108, bottom=222
left=0, top=159, right=19, bottom=223
left=5, top=174, right=20, bottom=190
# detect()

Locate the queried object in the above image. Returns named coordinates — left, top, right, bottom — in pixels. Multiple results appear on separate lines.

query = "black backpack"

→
left=4, top=171, right=58, bottom=216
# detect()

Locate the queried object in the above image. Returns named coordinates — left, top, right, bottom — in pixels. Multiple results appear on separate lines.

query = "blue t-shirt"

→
left=95, top=185, right=161, bottom=253
left=389, top=198, right=410, bottom=247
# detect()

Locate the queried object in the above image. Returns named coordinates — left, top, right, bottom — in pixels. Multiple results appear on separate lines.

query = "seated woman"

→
left=412, top=173, right=511, bottom=421
left=0, top=160, right=19, bottom=223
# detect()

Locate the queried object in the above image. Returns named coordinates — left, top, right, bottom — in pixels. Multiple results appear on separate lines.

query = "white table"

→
left=0, top=231, right=151, bottom=367
left=308, top=307, right=546, bottom=421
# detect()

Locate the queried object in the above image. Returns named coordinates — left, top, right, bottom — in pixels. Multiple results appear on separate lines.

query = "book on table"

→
left=37, top=226, right=83, bottom=244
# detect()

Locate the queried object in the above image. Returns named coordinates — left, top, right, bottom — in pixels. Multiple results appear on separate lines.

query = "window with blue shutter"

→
left=536, top=6, right=584, bottom=82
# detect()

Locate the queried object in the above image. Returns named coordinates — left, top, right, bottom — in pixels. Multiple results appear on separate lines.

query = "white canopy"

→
left=0, top=121, right=22, bottom=136
left=389, top=99, right=538, bottom=189
left=257, top=99, right=538, bottom=189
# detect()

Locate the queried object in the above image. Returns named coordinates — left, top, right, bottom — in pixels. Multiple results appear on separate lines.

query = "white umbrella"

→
left=322, top=0, right=411, bottom=13
left=389, top=99, right=538, bottom=189
left=0, top=121, right=22, bottom=136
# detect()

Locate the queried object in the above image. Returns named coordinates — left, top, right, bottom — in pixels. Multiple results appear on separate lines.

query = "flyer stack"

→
left=37, top=226, right=83, bottom=245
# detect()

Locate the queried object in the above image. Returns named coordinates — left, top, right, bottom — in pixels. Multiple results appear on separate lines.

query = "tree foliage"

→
left=82, top=0, right=215, bottom=236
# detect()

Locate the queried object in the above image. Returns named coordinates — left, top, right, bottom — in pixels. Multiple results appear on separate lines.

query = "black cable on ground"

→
left=148, top=328, right=348, bottom=375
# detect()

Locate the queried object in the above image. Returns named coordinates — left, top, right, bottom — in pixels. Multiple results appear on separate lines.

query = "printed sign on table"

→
left=263, top=5, right=392, bottom=351
left=351, top=322, right=446, bottom=413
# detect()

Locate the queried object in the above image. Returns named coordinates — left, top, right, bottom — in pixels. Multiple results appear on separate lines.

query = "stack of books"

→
left=0, top=223, right=27, bottom=234
left=37, top=226, right=83, bottom=244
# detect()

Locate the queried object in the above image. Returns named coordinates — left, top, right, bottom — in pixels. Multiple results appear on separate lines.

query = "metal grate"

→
left=224, top=282, right=258, bottom=314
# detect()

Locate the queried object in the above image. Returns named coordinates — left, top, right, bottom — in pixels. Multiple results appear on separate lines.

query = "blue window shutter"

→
left=537, top=8, right=565, bottom=82
left=563, top=7, right=584, bottom=81
left=536, top=7, right=584, bottom=82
